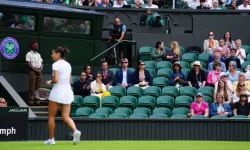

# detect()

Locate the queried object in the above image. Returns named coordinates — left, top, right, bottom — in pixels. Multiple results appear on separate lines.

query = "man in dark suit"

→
left=97, top=60, right=115, bottom=89
left=115, top=58, right=134, bottom=88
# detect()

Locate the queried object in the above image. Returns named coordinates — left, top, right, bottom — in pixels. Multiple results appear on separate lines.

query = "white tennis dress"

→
left=49, top=60, right=74, bottom=104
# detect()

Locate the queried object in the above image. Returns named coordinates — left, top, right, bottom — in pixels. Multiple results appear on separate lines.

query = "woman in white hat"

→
left=187, top=61, right=207, bottom=89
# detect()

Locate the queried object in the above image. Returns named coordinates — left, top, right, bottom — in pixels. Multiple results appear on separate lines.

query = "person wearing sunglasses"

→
left=232, top=82, right=250, bottom=104
left=90, top=73, right=107, bottom=99
left=227, top=61, right=240, bottom=84
left=238, top=0, right=250, bottom=10
left=203, top=31, right=219, bottom=54
left=233, top=91, right=250, bottom=118
left=115, top=58, right=134, bottom=88
left=232, top=72, right=250, bottom=92
left=133, top=60, right=152, bottom=89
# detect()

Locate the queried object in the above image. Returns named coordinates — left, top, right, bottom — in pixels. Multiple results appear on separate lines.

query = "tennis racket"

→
left=34, top=88, right=51, bottom=101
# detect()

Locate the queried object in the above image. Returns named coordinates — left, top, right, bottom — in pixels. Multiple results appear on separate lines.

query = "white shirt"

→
left=232, top=91, right=250, bottom=103
left=122, top=71, right=127, bottom=84
left=238, top=4, right=250, bottom=10
left=113, top=1, right=128, bottom=7
left=90, top=80, right=106, bottom=94
left=204, top=0, right=212, bottom=7
left=188, top=0, right=200, bottom=9
left=52, top=60, right=71, bottom=87
left=245, top=71, right=250, bottom=80
left=236, top=48, right=246, bottom=64
left=145, top=4, right=159, bottom=8
left=26, top=50, right=43, bottom=68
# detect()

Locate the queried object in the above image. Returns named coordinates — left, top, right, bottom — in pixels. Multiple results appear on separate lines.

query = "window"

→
left=43, top=17, right=91, bottom=35
left=0, top=12, right=35, bottom=30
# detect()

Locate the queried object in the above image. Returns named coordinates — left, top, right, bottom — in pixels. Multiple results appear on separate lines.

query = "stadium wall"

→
left=28, top=118, right=250, bottom=141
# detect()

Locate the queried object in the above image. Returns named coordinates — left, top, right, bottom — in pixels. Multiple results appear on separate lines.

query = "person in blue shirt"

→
left=97, top=0, right=112, bottom=7
left=115, top=58, right=134, bottom=88
left=169, top=62, right=187, bottom=88
left=207, top=52, right=226, bottom=72
left=209, top=93, right=232, bottom=117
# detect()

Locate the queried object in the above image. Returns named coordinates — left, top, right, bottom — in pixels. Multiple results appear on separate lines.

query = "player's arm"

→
left=46, top=70, right=58, bottom=85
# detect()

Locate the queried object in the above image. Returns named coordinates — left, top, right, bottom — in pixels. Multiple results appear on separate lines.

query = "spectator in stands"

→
left=145, top=0, right=159, bottom=8
left=169, top=62, right=187, bottom=88
left=0, top=98, right=7, bottom=107
left=115, top=58, right=134, bottom=88
left=152, top=0, right=164, bottom=8
left=214, top=72, right=233, bottom=92
left=73, top=72, right=91, bottom=99
left=214, top=79, right=231, bottom=103
left=235, top=39, right=246, bottom=64
left=245, top=65, right=250, bottom=81
left=238, top=0, right=250, bottom=9
left=207, top=50, right=225, bottom=65
left=165, top=41, right=181, bottom=64
left=96, top=60, right=114, bottom=89
left=215, top=38, right=230, bottom=59
left=196, top=0, right=210, bottom=9
left=189, top=93, right=209, bottom=118
left=187, top=0, right=200, bottom=9
left=83, top=0, right=98, bottom=6
left=225, top=49, right=241, bottom=70
left=132, top=0, right=142, bottom=8
left=113, top=0, right=127, bottom=7
left=233, top=91, right=250, bottom=117
left=207, top=52, right=226, bottom=72
left=228, top=0, right=237, bottom=9
left=207, top=62, right=222, bottom=87
left=203, top=31, right=219, bottom=54
left=187, top=61, right=207, bottom=89
left=84, top=65, right=93, bottom=82
left=140, top=9, right=152, bottom=26
left=224, top=32, right=236, bottom=49
left=209, top=93, right=232, bottom=117
left=26, top=41, right=43, bottom=106
left=211, top=0, right=222, bottom=9
left=227, top=61, right=240, bottom=83
left=232, top=72, right=250, bottom=92
left=90, top=73, right=107, bottom=99
left=151, top=41, right=164, bottom=62
left=133, top=60, right=152, bottom=89
left=232, top=82, right=250, bottom=103
left=97, top=0, right=112, bottom=7
left=204, top=0, right=213, bottom=8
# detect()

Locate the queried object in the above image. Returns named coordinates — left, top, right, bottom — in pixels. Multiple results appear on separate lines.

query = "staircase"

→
left=30, top=106, right=48, bottom=117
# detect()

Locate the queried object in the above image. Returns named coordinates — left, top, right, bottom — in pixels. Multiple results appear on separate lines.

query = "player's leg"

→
left=61, top=104, right=81, bottom=145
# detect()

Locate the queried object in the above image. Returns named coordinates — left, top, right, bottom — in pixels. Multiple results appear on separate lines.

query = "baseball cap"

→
left=219, top=72, right=229, bottom=78
left=196, top=93, right=203, bottom=97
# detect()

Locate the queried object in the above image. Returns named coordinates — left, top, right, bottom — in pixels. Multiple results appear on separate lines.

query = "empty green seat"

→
left=119, top=96, right=137, bottom=111
left=241, top=61, right=250, bottom=70
left=190, top=115, right=207, bottom=119
left=153, top=77, right=169, bottom=88
left=211, top=115, right=228, bottom=119
left=157, top=68, right=173, bottom=78
left=101, top=96, right=119, bottom=111
left=190, top=61, right=207, bottom=69
left=129, top=113, right=147, bottom=118
left=146, top=68, right=156, bottom=78
left=247, top=53, right=250, bottom=61
left=71, top=76, right=79, bottom=86
left=127, top=86, right=143, bottom=99
left=182, top=53, right=197, bottom=63
left=133, top=107, right=151, bottom=117
left=164, top=46, right=169, bottom=51
left=109, top=86, right=126, bottom=99
left=180, top=86, right=197, bottom=98
left=72, top=95, right=84, bottom=105
left=109, top=113, right=127, bottom=118
left=236, top=68, right=243, bottom=72
left=171, top=114, right=187, bottom=119
left=89, top=113, right=108, bottom=118
left=70, top=95, right=83, bottom=117
left=203, top=96, right=212, bottom=105
left=83, top=96, right=100, bottom=111
left=172, top=107, right=190, bottom=115
left=241, top=45, right=250, bottom=55
left=144, top=86, right=161, bottom=98
left=138, top=96, right=156, bottom=111
left=175, top=96, right=193, bottom=108
left=95, top=107, right=113, bottom=116
left=76, top=107, right=94, bottom=117
left=198, top=53, right=210, bottom=63
left=139, top=46, right=153, bottom=61
left=109, top=68, right=119, bottom=76
left=179, top=61, right=190, bottom=69
left=150, top=114, right=167, bottom=118
left=156, top=96, right=174, bottom=110
left=114, top=107, right=132, bottom=117
left=181, top=68, right=190, bottom=77
left=198, top=86, right=214, bottom=97
left=157, top=61, right=172, bottom=70
left=144, top=61, right=156, bottom=69
left=230, top=115, right=248, bottom=119
left=180, top=46, right=185, bottom=54
left=161, top=86, right=179, bottom=98
left=153, top=107, right=171, bottom=118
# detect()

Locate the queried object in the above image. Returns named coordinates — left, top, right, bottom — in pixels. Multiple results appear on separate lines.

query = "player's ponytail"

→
left=53, top=46, right=70, bottom=59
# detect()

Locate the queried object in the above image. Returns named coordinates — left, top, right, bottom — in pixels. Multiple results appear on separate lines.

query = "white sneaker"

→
left=44, top=138, right=56, bottom=145
left=73, top=130, right=81, bottom=145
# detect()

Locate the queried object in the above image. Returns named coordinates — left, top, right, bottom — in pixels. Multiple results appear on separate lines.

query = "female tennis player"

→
left=44, top=46, right=81, bottom=145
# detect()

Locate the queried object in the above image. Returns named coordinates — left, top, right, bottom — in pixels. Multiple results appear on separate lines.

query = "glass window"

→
left=43, top=17, right=91, bottom=35
left=0, top=12, right=35, bottom=30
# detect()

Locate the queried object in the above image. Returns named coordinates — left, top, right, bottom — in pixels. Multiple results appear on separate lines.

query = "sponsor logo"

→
left=0, top=127, right=16, bottom=136
left=0, top=37, right=19, bottom=59
left=9, top=108, right=28, bottom=113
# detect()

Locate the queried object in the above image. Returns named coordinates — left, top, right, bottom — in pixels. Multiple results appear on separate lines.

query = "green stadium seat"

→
left=139, top=46, right=153, bottom=61
left=83, top=96, right=100, bottom=111
left=71, top=86, right=74, bottom=92
left=175, top=96, right=193, bottom=108
left=153, top=107, right=171, bottom=118
left=170, top=114, right=187, bottom=119
left=198, top=53, right=211, bottom=63
left=144, top=86, right=161, bottom=98
left=133, top=107, right=151, bottom=117
left=109, top=86, right=126, bottom=99
left=180, top=46, right=185, bottom=54
left=89, top=113, right=108, bottom=118
left=128, top=68, right=136, bottom=73
left=70, top=103, right=81, bottom=117
left=153, top=77, right=169, bottom=88
left=241, top=61, right=250, bottom=70
left=95, top=107, right=113, bottom=116
left=120, top=95, right=137, bottom=111
left=236, top=68, right=243, bottom=72
left=109, top=113, right=127, bottom=118
left=190, top=115, right=207, bottom=119
left=161, top=86, right=179, bottom=98
left=179, top=61, right=190, bottom=69
left=156, top=96, right=174, bottom=110
left=157, top=68, right=173, bottom=78
left=190, top=61, right=207, bottom=69
left=114, top=107, right=132, bottom=117
left=211, top=115, right=228, bottom=119
left=146, top=68, right=156, bottom=78
left=203, top=96, right=212, bottom=105
left=149, top=114, right=167, bottom=118
left=101, top=96, right=119, bottom=111
left=71, top=76, right=79, bottom=86
left=241, top=45, right=250, bottom=55
left=76, top=107, right=94, bottom=117
left=72, top=95, right=84, bottom=105
left=144, top=61, right=156, bottom=70
left=127, top=86, right=143, bottom=99
left=172, top=107, right=190, bottom=115
left=198, top=86, right=214, bottom=98
left=138, top=96, right=156, bottom=111
left=181, top=68, right=190, bottom=77
left=109, top=68, right=120, bottom=76
left=157, top=61, right=172, bottom=70
left=230, top=115, right=248, bottom=119
left=247, top=53, right=250, bottom=61
left=180, top=86, right=197, bottom=98
left=129, top=113, right=147, bottom=118
left=164, top=46, right=169, bottom=51
left=182, top=53, right=197, bottom=63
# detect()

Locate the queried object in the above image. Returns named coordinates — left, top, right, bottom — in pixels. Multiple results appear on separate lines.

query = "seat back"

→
left=153, top=77, right=169, bottom=88
left=95, top=107, right=113, bottom=116
left=157, top=68, right=173, bottom=78
left=175, top=96, right=193, bottom=108
left=83, top=96, right=100, bottom=111
left=89, top=113, right=108, bottom=118
left=157, top=61, right=172, bottom=70
left=133, top=107, right=151, bottom=117
left=198, top=53, right=210, bottom=63
left=144, top=86, right=161, bottom=97
left=109, top=68, right=120, bottom=76
left=109, top=86, right=126, bottom=98
left=145, top=68, right=156, bottom=78
left=129, top=113, right=147, bottom=118
left=109, top=113, right=127, bottom=118
left=182, top=53, right=197, bottom=63
left=101, top=96, right=119, bottom=111
left=153, top=107, right=171, bottom=117
left=119, top=95, right=137, bottom=110
left=172, top=107, right=190, bottom=115
left=198, top=86, right=214, bottom=97
left=76, top=107, right=94, bottom=117
left=161, top=86, right=179, bottom=98
left=179, top=61, right=190, bottom=69
left=71, top=76, right=80, bottom=85
left=156, top=96, right=174, bottom=110
left=180, top=86, right=197, bottom=98
left=127, top=86, right=143, bottom=97
left=114, top=107, right=132, bottom=117
left=144, top=61, right=156, bottom=70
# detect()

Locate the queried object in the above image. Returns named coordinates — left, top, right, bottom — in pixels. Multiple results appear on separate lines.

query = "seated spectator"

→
left=189, top=93, right=209, bottom=118
left=214, top=72, right=233, bottom=92
left=152, top=0, right=164, bottom=8
left=96, top=61, right=114, bottom=90
left=214, top=38, right=230, bottom=59
left=245, top=65, right=250, bottom=81
left=214, top=79, right=231, bottom=103
left=207, top=52, right=226, bottom=72
left=187, top=0, right=200, bottom=9
left=225, top=48, right=241, bottom=70
left=140, top=9, right=151, bottom=26
left=207, top=62, right=221, bottom=87
left=233, top=72, right=250, bottom=92
left=207, top=53, right=225, bottom=65
left=133, top=60, right=152, bottom=89
left=84, top=65, right=93, bottom=82
left=169, top=62, right=187, bottom=88
left=113, top=0, right=127, bottom=7
left=233, top=91, right=250, bottom=117
left=232, top=82, right=250, bottom=103
left=204, top=0, right=213, bottom=7
left=227, top=61, right=240, bottom=83
left=73, top=72, right=91, bottom=99
left=210, top=0, right=222, bottom=9
left=97, top=0, right=112, bottom=7
left=238, top=0, right=250, bottom=10
left=133, top=0, right=142, bottom=8
left=0, top=98, right=7, bottom=107
left=145, top=0, right=159, bottom=8
left=209, top=93, right=233, bottom=117
left=224, top=31, right=236, bottom=49
left=115, top=58, right=134, bottom=88
left=187, top=61, right=207, bottom=89
left=203, top=31, right=219, bottom=54
left=235, top=39, right=246, bottom=64
left=151, top=41, right=165, bottom=62
left=196, top=0, right=210, bottom=9
left=90, top=73, right=107, bottom=99
left=227, top=0, right=237, bottom=9
left=165, top=41, right=181, bottom=64
left=82, top=0, right=98, bottom=6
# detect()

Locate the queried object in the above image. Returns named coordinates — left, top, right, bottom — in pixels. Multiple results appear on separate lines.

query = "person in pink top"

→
left=207, top=62, right=221, bottom=87
left=190, top=93, right=209, bottom=117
